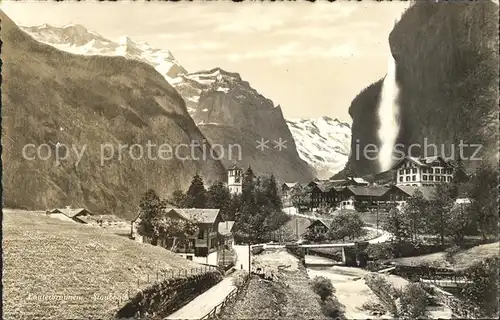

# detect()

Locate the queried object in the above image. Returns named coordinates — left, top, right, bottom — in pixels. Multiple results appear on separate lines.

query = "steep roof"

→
left=351, top=177, right=369, bottom=185
left=283, top=182, right=298, bottom=188
left=168, top=208, right=221, bottom=224
left=227, top=164, right=242, bottom=171
left=80, top=214, right=124, bottom=223
left=391, top=185, right=436, bottom=200
left=49, top=208, right=90, bottom=218
left=306, top=218, right=333, bottom=229
left=218, top=221, right=235, bottom=235
left=343, top=186, right=389, bottom=197
left=392, top=155, right=453, bottom=170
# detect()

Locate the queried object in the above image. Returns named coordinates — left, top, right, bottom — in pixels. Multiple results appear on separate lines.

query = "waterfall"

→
left=376, top=47, right=401, bottom=172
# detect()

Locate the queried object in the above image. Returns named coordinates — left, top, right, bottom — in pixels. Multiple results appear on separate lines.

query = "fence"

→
left=200, top=273, right=251, bottom=320
left=114, top=264, right=221, bottom=309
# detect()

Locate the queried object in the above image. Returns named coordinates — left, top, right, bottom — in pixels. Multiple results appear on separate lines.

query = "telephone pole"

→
left=248, top=243, right=251, bottom=275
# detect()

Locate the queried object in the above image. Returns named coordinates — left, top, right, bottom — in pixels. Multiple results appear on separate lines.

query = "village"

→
left=2, top=0, right=498, bottom=319
left=4, top=154, right=497, bottom=319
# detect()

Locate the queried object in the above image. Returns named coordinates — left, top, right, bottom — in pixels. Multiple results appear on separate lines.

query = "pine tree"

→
left=184, top=173, right=207, bottom=208
left=234, top=167, right=257, bottom=242
left=206, top=181, right=232, bottom=219
left=170, top=190, right=186, bottom=207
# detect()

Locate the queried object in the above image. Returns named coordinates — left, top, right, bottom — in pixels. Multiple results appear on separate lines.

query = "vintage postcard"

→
left=1, top=0, right=498, bottom=319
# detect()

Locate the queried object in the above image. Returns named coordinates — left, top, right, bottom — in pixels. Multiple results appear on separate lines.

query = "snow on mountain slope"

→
left=22, top=24, right=187, bottom=83
left=22, top=23, right=351, bottom=181
left=286, top=117, right=351, bottom=179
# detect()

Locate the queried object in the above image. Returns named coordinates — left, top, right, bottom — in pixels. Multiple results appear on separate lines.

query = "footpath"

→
left=164, top=245, right=250, bottom=319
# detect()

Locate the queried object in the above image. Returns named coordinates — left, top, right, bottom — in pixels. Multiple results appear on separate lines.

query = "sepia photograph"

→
left=1, top=0, right=498, bottom=319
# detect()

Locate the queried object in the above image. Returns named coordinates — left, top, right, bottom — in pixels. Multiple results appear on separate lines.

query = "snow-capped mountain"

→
left=171, top=68, right=276, bottom=125
left=286, top=117, right=351, bottom=179
left=22, top=24, right=187, bottom=83
left=22, top=23, right=350, bottom=181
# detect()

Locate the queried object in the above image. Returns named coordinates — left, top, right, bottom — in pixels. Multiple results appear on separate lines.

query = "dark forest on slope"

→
left=337, top=0, right=499, bottom=177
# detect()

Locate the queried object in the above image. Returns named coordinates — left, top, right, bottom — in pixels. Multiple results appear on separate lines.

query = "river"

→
left=305, top=255, right=452, bottom=319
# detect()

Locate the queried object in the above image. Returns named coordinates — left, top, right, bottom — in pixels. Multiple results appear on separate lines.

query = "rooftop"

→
left=344, top=185, right=389, bottom=197
left=391, top=185, right=436, bottom=200
left=49, top=207, right=90, bottom=218
left=168, top=208, right=221, bottom=224
left=218, top=221, right=235, bottom=235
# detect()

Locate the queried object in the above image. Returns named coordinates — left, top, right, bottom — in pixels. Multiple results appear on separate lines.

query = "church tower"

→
left=227, top=164, right=243, bottom=195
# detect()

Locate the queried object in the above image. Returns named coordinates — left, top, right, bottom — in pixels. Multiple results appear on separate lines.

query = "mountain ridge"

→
left=2, top=12, right=226, bottom=218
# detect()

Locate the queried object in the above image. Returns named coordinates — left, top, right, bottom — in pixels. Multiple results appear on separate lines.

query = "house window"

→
left=428, top=168, right=433, bottom=174
left=186, top=255, right=193, bottom=261
left=435, top=168, right=440, bottom=174
left=448, top=168, right=453, bottom=174
left=406, top=176, right=410, bottom=181
left=399, top=177, right=403, bottom=182
left=429, top=176, right=434, bottom=181
left=412, top=175, right=416, bottom=181
left=422, top=168, right=427, bottom=173
left=399, top=169, right=404, bottom=174
left=412, top=168, right=417, bottom=174
left=423, top=175, right=428, bottom=181
left=198, top=230, right=205, bottom=240
left=405, top=169, right=410, bottom=174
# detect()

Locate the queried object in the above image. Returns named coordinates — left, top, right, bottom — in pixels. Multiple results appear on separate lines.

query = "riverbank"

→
left=216, top=249, right=328, bottom=319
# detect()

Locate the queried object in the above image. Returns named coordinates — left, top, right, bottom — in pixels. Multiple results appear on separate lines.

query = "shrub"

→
left=365, top=274, right=401, bottom=316
left=365, top=243, right=394, bottom=260
left=460, top=257, right=499, bottom=317
left=232, top=270, right=249, bottom=289
left=320, top=296, right=346, bottom=319
left=398, top=283, right=429, bottom=319
left=251, top=245, right=264, bottom=255
left=444, top=244, right=461, bottom=264
left=311, top=276, right=334, bottom=301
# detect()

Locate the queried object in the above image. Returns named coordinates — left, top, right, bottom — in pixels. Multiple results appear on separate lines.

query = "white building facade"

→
left=227, top=165, right=243, bottom=194
left=394, top=156, right=455, bottom=187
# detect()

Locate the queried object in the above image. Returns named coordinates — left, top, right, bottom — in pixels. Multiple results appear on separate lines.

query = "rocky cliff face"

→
left=23, top=23, right=316, bottom=183
left=286, top=117, right=351, bottom=179
left=173, top=68, right=316, bottom=182
left=1, top=12, right=225, bottom=218
left=345, top=0, right=498, bottom=176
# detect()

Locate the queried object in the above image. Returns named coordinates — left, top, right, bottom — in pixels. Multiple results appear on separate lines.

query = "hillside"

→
left=286, top=117, right=351, bottom=179
left=2, top=210, right=218, bottom=319
left=23, top=23, right=316, bottom=183
left=173, top=68, right=316, bottom=182
left=1, top=11, right=226, bottom=217
left=343, top=0, right=499, bottom=176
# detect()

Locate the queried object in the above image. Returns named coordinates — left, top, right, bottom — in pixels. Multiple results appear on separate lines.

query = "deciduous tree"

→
left=328, top=210, right=364, bottom=241
left=137, top=189, right=166, bottom=245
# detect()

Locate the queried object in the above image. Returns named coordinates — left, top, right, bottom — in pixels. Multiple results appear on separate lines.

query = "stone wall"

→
left=116, top=270, right=223, bottom=319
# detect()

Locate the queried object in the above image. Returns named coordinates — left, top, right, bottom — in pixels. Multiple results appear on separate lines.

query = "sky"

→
left=1, top=0, right=410, bottom=122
